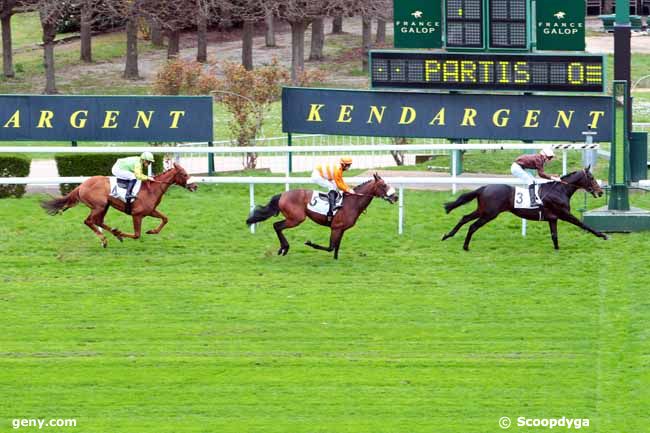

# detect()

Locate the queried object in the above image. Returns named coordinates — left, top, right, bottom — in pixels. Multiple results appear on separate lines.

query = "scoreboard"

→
left=370, top=51, right=605, bottom=93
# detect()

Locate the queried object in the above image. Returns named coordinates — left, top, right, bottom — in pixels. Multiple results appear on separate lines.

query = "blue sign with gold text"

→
left=282, top=87, right=612, bottom=142
left=0, top=95, right=213, bottom=142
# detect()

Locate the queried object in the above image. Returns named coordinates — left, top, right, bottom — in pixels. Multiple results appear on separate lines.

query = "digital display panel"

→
left=489, top=0, right=527, bottom=48
left=445, top=0, right=483, bottom=47
left=370, top=51, right=605, bottom=92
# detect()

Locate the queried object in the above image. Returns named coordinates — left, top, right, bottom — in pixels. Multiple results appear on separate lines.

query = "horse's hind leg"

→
left=84, top=208, right=109, bottom=248
left=463, top=215, right=497, bottom=251
left=442, top=210, right=479, bottom=241
left=94, top=203, right=123, bottom=242
left=274, top=216, right=304, bottom=256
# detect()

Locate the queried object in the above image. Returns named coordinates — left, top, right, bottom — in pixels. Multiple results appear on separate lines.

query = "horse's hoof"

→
left=282, top=248, right=289, bottom=256
left=277, top=248, right=283, bottom=255
left=304, top=241, right=312, bottom=246
left=463, top=246, right=469, bottom=251
left=146, top=229, right=156, bottom=235
left=441, top=233, right=449, bottom=241
left=602, top=234, right=609, bottom=240
left=101, top=240, right=107, bottom=248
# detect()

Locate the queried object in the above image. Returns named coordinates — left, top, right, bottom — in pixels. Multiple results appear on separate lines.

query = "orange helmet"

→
left=340, top=156, right=353, bottom=165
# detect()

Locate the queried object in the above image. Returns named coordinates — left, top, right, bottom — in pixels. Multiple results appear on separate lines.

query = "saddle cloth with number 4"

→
left=109, top=178, right=142, bottom=203
left=307, top=191, right=344, bottom=216
left=513, top=185, right=541, bottom=209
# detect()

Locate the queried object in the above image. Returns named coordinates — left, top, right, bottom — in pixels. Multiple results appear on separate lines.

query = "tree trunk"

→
left=1, top=13, right=14, bottom=78
left=80, top=1, right=92, bottom=62
left=375, top=19, right=386, bottom=44
left=290, top=21, right=306, bottom=84
left=150, top=20, right=164, bottom=47
left=124, top=17, right=139, bottom=79
left=265, top=10, right=276, bottom=47
left=361, top=16, right=371, bottom=72
left=42, top=23, right=57, bottom=94
left=196, top=12, right=207, bottom=62
left=242, top=20, right=254, bottom=70
left=309, top=17, right=324, bottom=61
left=167, top=30, right=180, bottom=58
left=331, top=16, right=343, bottom=34
left=603, top=0, right=614, bottom=13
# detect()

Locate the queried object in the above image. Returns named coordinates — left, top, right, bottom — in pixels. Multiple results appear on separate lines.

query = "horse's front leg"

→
left=305, top=229, right=344, bottom=259
left=117, top=215, right=144, bottom=240
left=548, top=218, right=559, bottom=250
left=146, top=209, right=168, bottom=235
left=558, top=211, right=608, bottom=240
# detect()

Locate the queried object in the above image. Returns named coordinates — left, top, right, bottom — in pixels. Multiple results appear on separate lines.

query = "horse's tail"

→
left=40, top=186, right=81, bottom=216
left=444, top=187, right=484, bottom=214
left=246, top=194, right=281, bottom=225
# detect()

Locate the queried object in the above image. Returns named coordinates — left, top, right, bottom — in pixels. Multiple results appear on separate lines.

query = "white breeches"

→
left=311, top=170, right=337, bottom=191
left=510, top=163, right=536, bottom=185
left=111, top=164, right=136, bottom=180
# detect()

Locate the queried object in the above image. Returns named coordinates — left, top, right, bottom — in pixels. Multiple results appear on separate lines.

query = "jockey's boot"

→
left=125, top=179, right=137, bottom=215
left=327, top=190, right=338, bottom=222
left=529, top=184, right=541, bottom=207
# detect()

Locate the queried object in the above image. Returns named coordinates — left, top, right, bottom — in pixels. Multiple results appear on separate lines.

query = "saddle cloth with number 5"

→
left=307, top=191, right=344, bottom=216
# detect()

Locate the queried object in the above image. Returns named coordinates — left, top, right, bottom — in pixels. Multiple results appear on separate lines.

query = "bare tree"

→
left=375, top=18, right=385, bottom=44
left=308, top=16, right=324, bottom=61
left=0, top=0, right=18, bottom=77
left=99, top=0, right=148, bottom=79
left=35, top=0, right=66, bottom=93
left=331, top=15, right=342, bottom=33
left=196, top=0, right=208, bottom=62
left=149, top=18, right=164, bottom=46
left=79, top=0, right=93, bottom=62
left=276, top=0, right=327, bottom=82
left=241, top=20, right=254, bottom=70
left=361, top=15, right=370, bottom=71
left=264, top=8, right=275, bottom=47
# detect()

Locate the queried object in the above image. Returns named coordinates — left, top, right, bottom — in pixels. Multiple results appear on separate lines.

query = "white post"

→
left=398, top=186, right=404, bottom=235
left=562, top=150, right=567, bottom=175
left=451, top=150, right=457, bottom=194
left=249, top=183, right=256, bottom=234
left=521, top=219, right=527, bottom=237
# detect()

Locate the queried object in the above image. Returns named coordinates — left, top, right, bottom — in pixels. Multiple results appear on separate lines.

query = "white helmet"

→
left=540, top=147, right=555, bottom=158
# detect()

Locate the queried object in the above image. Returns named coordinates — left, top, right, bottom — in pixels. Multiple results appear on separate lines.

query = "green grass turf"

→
left=1, top=185, right=649, bottom=432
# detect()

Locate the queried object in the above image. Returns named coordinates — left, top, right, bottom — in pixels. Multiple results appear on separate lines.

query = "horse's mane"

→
left=353, top=178, right=376, bottom=191
left=154, top=164, right=178, bottom=179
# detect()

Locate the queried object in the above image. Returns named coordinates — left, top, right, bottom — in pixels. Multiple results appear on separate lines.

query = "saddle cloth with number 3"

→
left=513, top=185, right=541, bottom=209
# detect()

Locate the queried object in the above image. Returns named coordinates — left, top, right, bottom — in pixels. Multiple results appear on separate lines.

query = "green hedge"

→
left=0, top=156, right=31, bottom=198
left=55, top=153, right=165, bottom=194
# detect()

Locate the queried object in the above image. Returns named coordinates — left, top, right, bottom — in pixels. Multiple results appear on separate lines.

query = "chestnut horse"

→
left=442, top=166, right=607, bottom=251
left=246, top=174, right=398, bottom=259
left=41, top=163, right=197, bottom=247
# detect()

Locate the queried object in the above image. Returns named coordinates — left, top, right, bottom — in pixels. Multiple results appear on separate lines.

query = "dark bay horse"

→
left=246, top=174, right=398, bottom=259
left=41, top=163, right=197, bottom=247
left=442, top=167, right=608, bottom=250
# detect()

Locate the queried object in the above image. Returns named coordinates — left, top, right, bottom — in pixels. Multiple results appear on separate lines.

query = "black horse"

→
left=442, top=166, right=608, bottom=250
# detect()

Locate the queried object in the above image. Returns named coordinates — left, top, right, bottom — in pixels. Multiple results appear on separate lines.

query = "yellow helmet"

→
left=340, top=156, right=353, bottom=165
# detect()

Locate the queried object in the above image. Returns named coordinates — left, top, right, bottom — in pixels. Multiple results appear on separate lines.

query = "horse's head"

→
left=371, top=173, right=398, bottom=203
left=564, top=165, right=602, bottom=198
left=170, top=163, right=198, bottom=192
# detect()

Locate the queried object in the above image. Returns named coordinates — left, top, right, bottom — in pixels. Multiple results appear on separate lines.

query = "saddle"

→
left=513, top=185, right=542, bottom=209
left=109, top=177, right=142, bottom=203
left=308, top=191, right=343, bottom=216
